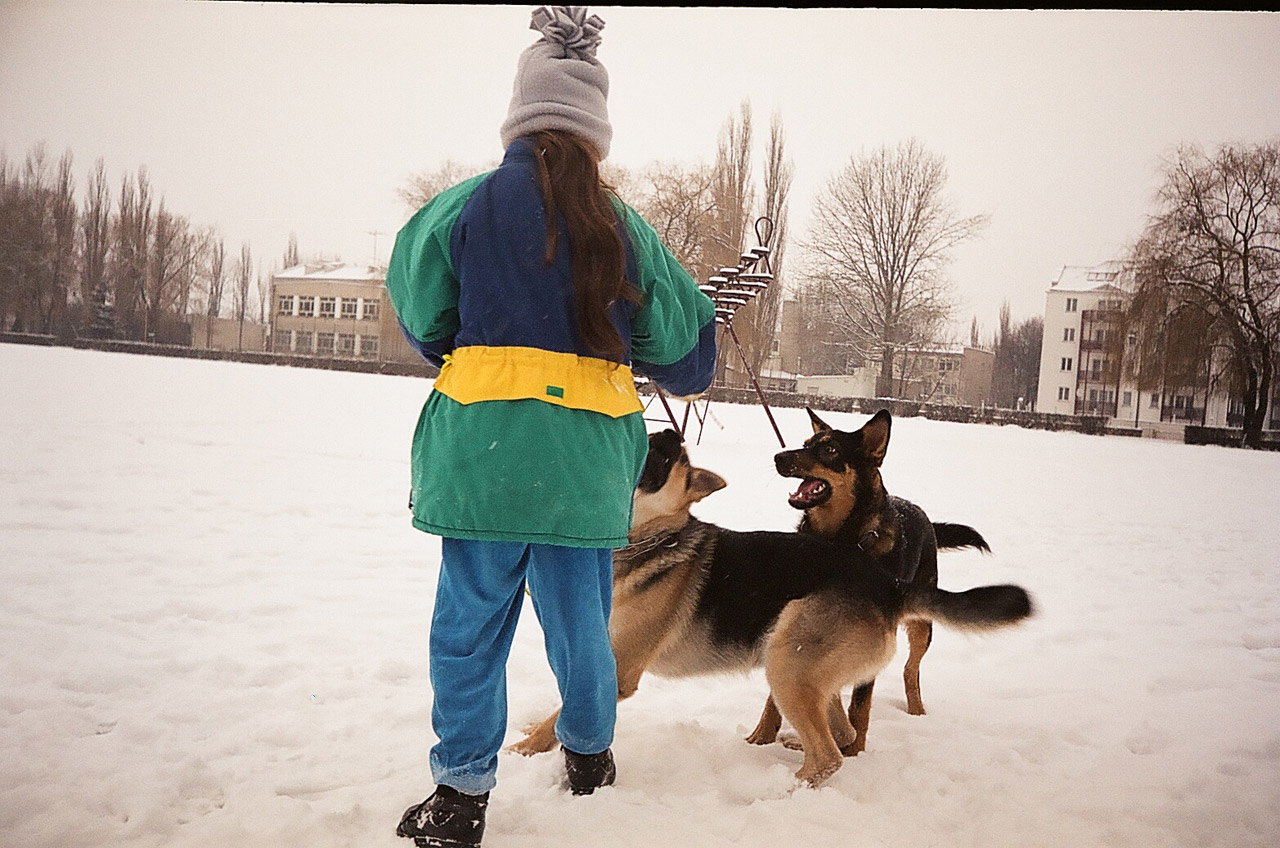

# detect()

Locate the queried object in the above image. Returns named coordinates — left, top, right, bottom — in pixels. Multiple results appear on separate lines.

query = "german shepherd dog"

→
left=746, top=407, right=993, bottom=757
left=508, top=429, right=1032, bottom=787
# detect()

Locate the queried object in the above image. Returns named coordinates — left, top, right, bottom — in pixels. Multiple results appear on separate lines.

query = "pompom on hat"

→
left=499, top=6, right=612, bottom=160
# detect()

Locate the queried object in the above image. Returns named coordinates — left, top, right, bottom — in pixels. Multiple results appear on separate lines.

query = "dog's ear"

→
left=688, top=468, right=727, bottom=502
left=806, top=407, right=833, bottom=434
left=858, top=409, right=892, bottom=466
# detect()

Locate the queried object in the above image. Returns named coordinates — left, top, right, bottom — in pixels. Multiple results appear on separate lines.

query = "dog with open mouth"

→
left=746, top=407, right=995, bottom=757
left=509, top=428, right=1032, bottom=787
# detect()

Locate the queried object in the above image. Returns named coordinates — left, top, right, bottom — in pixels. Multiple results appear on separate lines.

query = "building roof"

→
left=274, top=262, right=386, bottom=282
left=1048, top=261, right=1133, bottom=293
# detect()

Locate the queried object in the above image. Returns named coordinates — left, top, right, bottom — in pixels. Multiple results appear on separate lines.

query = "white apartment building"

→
left=1036, top=261, right=1275, bottom=434
left=1037, top=262, right=1132, bottom=420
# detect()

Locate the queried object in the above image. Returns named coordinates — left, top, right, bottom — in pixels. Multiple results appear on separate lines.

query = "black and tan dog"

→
left=746, top=407, right=992, bottom=757
left=509, top=429, right=1031, bottom=787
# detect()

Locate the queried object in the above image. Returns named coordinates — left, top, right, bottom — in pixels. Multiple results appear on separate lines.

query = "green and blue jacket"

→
left=386, top=137, right=717, bottom=548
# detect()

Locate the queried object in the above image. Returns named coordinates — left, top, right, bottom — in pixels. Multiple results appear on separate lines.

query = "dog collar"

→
left=618, top=528, right=683, bottom=558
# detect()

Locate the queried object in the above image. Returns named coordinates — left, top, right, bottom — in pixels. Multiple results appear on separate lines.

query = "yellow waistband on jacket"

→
left=432, top=346, right=643, bottom=418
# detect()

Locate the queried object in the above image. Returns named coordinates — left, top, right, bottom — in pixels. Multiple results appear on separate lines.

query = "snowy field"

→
left=2, top=342, right=1279, bottom=848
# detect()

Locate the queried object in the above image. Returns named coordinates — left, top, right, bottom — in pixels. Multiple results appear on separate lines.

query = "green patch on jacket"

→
left=409, top=392, right=648, bottom=548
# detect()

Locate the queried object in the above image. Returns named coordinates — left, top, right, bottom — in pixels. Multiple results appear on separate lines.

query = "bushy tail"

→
left=904, top=584, right=1033, bottom=631
left=932, top=522, right=991, bottom=553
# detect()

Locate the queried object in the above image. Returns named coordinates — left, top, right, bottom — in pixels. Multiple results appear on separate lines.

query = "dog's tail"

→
left=932, top=522, right=991, bottom=553
left=903, top=584, right=1033, bottom=631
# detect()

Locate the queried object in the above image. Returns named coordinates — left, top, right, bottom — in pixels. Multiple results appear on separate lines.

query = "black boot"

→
left=563, top=745, right=616, bottom=795
left=396, top=785, right=489, bottom=848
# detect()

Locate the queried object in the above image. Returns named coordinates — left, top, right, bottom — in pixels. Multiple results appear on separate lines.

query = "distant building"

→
left=873, top=345, right=993, bottom=406
left=268, top=263, right=420, bottom=366
left=1036, top=262, right=1132, bottom=420
left=1034, top=260, right=1278, bottom=435
left=795, top=369, right=877, bottom=399
left=792, top=345, right=992, bottom=407
left=777, top=298, right=992, bottom=406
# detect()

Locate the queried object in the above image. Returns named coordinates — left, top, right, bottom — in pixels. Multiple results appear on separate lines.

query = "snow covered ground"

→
left=2, top=342, right=1279, bottom=848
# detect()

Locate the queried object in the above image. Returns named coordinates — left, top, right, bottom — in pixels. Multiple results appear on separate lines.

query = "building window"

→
left=1063, top=327, right=1076, bottom=342
left=359, top=336, right=379, bottom=359
left=338, top=333, right=356, bottom=357
left=341, top=298, right=359, bottom=320
left=1058, top=387, right=1070, bottom=401
left=1061, top=357, right=1073, bottom=371
left=273, top=329, right=292, bottom=351
left=295, top=331, right=313, bottom=354
left=316, top=332, right=335, bottom=355
left=297, top=296, right=315, bottom=318
left=277, top=295, right=295, bottom=316
left=319, top=297, right=336, bottom=318
left=1150, top=393, right=1160, bottom=408
left=1066, top=297, right=1078, bottom=312
left=1122, top=391, right=1132, bottom=407
left=362, top=299, right=380, bottom=321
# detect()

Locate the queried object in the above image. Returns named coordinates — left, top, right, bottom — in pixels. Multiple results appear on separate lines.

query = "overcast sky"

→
left=3, top=3, right=1279, bottom=332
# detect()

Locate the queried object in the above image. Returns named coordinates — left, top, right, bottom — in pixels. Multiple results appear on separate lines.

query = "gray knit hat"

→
left=499, top=6, right=612, bottom=160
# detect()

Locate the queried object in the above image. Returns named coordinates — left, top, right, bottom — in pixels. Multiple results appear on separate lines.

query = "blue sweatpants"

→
left=428, top=537, right=617, bottom=795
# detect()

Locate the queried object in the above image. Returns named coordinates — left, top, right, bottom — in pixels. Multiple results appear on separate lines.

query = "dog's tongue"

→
left=792, top=479, right=824, bottom=501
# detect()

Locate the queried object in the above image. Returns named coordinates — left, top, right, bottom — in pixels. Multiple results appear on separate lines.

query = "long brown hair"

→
left=531, top=130, right=642, bottom=360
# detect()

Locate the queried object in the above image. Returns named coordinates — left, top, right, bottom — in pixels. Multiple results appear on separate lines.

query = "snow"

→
left=3, top=342, right=1279, bottom=848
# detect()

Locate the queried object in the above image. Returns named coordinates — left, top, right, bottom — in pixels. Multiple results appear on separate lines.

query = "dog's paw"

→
left=795, top=759, right=842, bottom=788
left=779, top=731, right=804, bottom=752
left=745, top=728, right=778, bottom=746
left=505, top=737, right=552, bottom=757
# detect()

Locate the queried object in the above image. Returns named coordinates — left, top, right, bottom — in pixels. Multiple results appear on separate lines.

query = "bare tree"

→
left=990, top=301, right=1043, bottom=409
left=599, top=161, right=637, bottom=206
left=110, top=168, right=153, bottom=339
left=0, top=149, right=13, bottom=329
left=629, top=160, right=717, bottom=276
left=283, top=232, right=299, bottom=269
left=739, top=111, right=793, bottom=376
left=1127, top=140, right=1280, bottom=445
left=254, top=271, right=267, bottom=325
left=398, top=159, right=495, bottom=211
left=711, top=101, right=754, bottom=267
left=0, top=147, right=36, bottom=331
left=81, top=158, right=111, bottom=335
left=706, top=101, right=756, bottom=385
left=232, top=242, right=252, bottom=350
left=202, top=234, right=226, bottom=347
left=789, top=277, right=859, bottom=377
left=44, top=150, right=77, bottom=337
left=144, top=201, right=201, bottom=342
left=800, top=139, right=988, bottom=397
left=3, top=144, right=53, bottom=333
